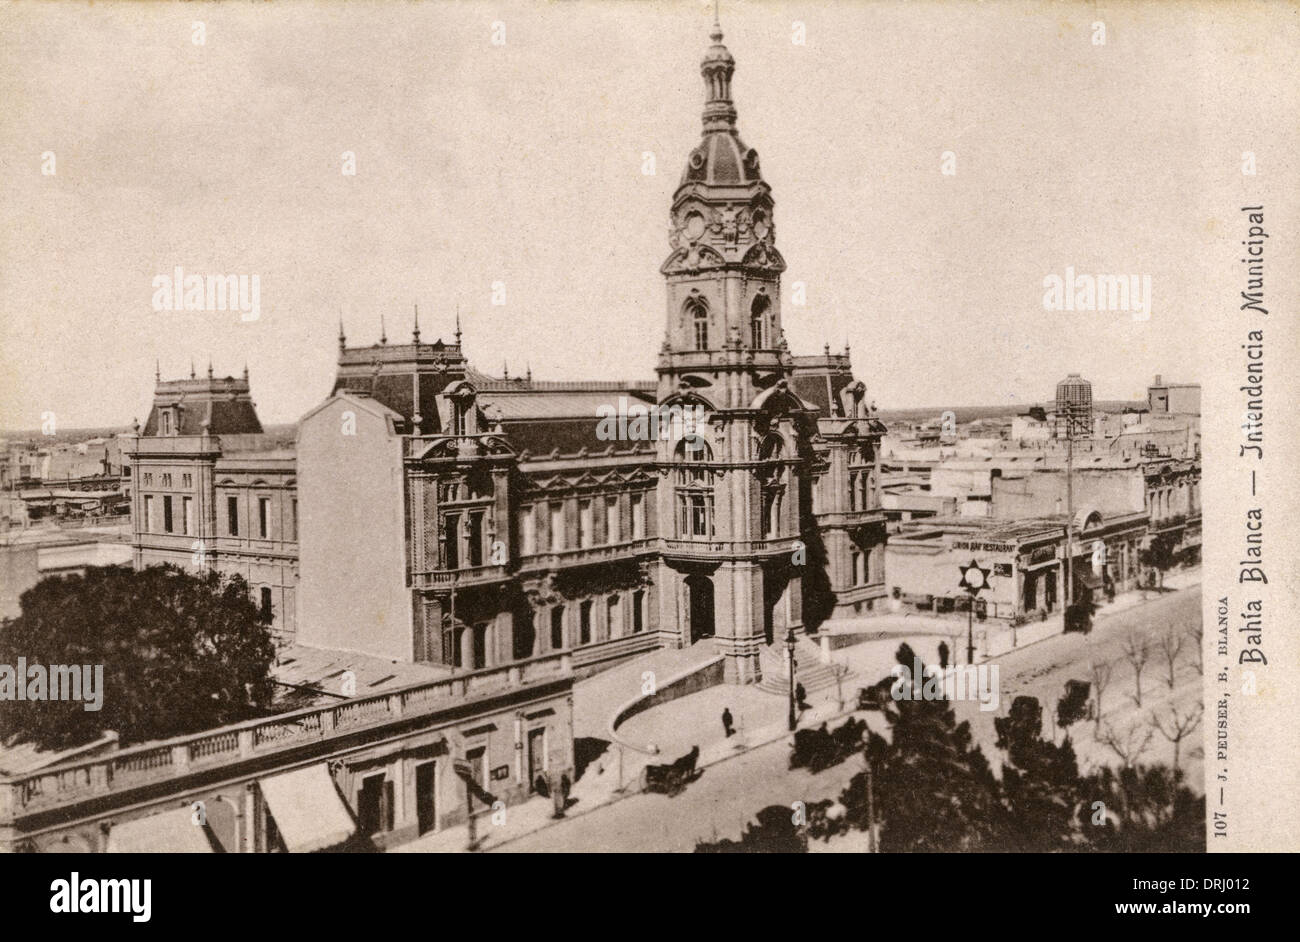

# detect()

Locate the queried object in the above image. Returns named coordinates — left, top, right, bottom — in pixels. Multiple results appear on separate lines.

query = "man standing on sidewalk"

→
left=721, top=706, right=734, bottom=738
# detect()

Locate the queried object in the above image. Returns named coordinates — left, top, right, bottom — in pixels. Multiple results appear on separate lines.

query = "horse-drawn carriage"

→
left=640, top=745, right=701, bottom=796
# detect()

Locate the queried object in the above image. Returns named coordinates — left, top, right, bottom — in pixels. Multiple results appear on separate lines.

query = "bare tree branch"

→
left=1157, top=625, right=1185, bottom=689
left=1098, top=720, right=1153, bottom=768
left=1151, top=701, right=1203, bottom=770
left=1089, top=659, right=1113, bottom=734
left=1122, top=632, right=1151, bottom=707
left=1184, top=621, right=1203, bottom=674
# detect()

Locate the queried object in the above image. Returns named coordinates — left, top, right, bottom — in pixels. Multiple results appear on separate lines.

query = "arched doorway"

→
left=685, top=573, right=715, bottom=643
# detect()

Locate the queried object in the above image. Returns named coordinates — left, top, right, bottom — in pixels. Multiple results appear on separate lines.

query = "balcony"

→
left=0, top=650, right=572, bottom=821
left=1150, top=513, right=1188, bottom=533
left=815, top=507, right=887, bottom=528
left=661, top=535, right=804, bottom=560
left=411, top=563, right=510, bottom=589
left=517, top=538, right=657, bottom=573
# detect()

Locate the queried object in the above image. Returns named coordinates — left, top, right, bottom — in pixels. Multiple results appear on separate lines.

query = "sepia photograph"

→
left=0, top=0, right=1296, bottom=919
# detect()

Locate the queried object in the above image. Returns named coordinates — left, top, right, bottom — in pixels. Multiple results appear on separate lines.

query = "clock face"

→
left=684, top=212, right=706, bottom=241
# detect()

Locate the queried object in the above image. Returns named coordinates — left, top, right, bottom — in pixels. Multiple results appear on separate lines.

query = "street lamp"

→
left=958, top=559, right=991, bottom=665
left=786, top=624, right=798, bottom=731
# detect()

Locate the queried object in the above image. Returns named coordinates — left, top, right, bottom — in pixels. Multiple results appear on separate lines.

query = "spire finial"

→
left=190, top=358, right=196, bottom=379
left=412, top=303, right=421, bottom=344
left=700, top=1, right=736, bottom=131
left=503, top=360, right=509, bottom=380
left=338, top=313, right=346, bottom=351
left=207, top=357, right=214, bottom=379
left=380, top=314, right=387, bottom=345
left=155, top=359, right=161, bottom=383
left=242, top=362, right=249, bottom=381
left=455, top=305, right=462, bottom=345
left=526, top=362, right=532, bottom=382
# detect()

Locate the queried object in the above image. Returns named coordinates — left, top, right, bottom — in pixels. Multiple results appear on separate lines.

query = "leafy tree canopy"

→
left=0, top=564, right=277, bottom=752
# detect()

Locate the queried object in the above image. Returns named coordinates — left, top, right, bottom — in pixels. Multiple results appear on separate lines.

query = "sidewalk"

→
left=391, top=668, right=858, bottom=853
left=393, top=569, right=1200, bottom=853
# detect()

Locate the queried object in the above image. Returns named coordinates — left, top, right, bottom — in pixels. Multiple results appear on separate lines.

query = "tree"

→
left=1157, top=626, right=1185, bottom=689
left=1079, top=764, right=1204, bottom=852
left=1089, top=659, right=1113, bottom=734
left=994, top=696, right=1084, bottom=851
left=1185, top=621, right=1203, bottom=674
left=1097, top=720, right=1153, bottom=768
left=0, top=564, right=277, bottom=751
left=838, top=645, right=1003, bottom=852
left=1151, top=702, right=1203, bottom=770
left=695, top=804, right=809, bottom=853
left=1122, top=632, right=1151, bottom=707
left=1138, top=535, right=1177, bottom=590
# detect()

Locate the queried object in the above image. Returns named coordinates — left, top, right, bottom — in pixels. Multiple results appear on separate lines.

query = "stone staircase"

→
left=757, top=637, right=852, bottom=697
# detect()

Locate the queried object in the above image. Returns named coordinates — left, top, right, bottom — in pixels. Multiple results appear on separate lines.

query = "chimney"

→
left=1153, top=374, right=1162, bottom=386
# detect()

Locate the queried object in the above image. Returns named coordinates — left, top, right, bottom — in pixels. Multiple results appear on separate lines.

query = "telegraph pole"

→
left=1057, top=375, right=1091, bottom=608
left=1064, top=411, right=1075, bottom=607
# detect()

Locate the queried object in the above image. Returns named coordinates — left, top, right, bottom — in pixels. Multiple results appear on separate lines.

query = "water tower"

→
left=1054, top=373, right=1093, bottom=440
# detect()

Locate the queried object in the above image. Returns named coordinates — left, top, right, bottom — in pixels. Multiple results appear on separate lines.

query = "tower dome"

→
left=679, top=17, right=762, bottom=187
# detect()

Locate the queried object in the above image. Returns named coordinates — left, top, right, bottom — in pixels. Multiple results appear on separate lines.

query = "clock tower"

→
left=655, top=16, right=811, bottom=684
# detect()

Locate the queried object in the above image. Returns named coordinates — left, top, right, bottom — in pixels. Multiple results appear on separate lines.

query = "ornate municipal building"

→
left=126, top=21, right=888, bottom=687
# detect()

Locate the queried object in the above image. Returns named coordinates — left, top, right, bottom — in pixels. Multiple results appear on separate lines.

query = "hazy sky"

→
left=1, top=0, right=1293, bottom=428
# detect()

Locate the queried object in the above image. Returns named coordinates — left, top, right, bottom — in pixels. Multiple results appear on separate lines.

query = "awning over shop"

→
left=106, top=806, right=215, bottom=853
left=258, top=764, right=356, bottom=853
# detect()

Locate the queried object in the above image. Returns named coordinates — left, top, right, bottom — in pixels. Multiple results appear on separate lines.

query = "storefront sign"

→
left=950, top=539, right=1015, bottom=554
left=1020, top=544, right=1058, bottom=567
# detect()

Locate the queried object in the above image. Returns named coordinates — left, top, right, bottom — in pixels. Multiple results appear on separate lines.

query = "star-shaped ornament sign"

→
left=959, top=559, right=991, bottom=594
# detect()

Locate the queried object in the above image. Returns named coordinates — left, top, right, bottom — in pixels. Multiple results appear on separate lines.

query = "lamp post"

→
left=786, top=624, right=798, bottom=731
left=958, top=559, right=991, bottom=665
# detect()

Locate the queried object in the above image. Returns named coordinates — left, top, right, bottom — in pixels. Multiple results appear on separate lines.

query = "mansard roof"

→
left=142, top=374, right=263, bottom=436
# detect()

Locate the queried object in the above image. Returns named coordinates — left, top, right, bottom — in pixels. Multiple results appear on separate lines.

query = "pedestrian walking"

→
left=721, top=706, right=734, bottom=737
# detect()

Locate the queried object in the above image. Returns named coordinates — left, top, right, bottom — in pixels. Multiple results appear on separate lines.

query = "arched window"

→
left=674, top=436, right=712, bottom=463
left=673, top=436, right=713, bottom=539
left=750, top=294, right=771, bottom=348
left=686, top=298, right=709, bottom=351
